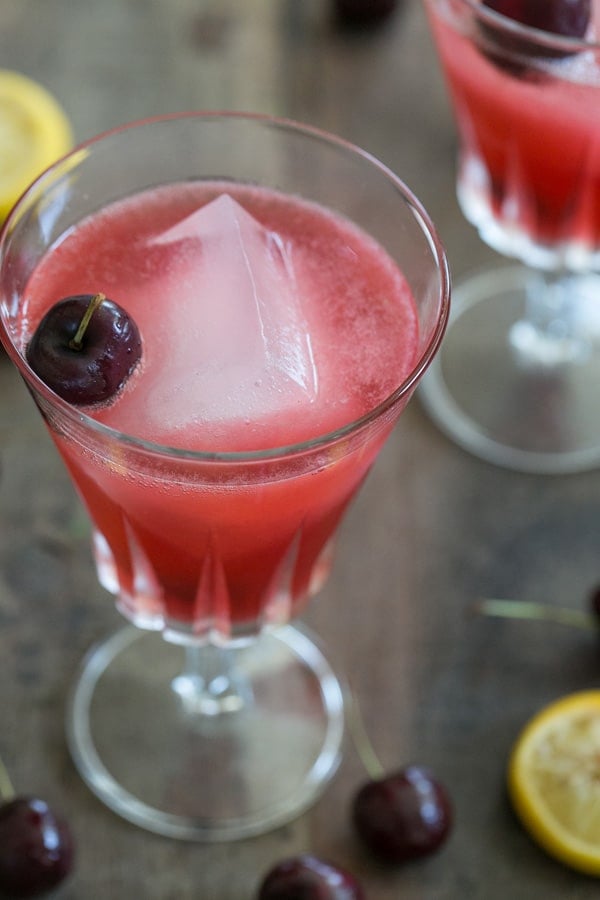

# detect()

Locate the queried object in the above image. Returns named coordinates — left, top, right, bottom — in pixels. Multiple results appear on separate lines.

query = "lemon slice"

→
left=0, top=69, right=72, bottom=221
left=508, top=690, right=600, bottom=876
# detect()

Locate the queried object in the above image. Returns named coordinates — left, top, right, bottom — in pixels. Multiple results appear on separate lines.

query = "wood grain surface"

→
left=1, top=1, right=599, bottom=898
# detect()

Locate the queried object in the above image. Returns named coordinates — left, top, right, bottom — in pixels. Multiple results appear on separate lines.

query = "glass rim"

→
left=0, top=109, right=450, bottom=464
left=444, top=0, right=600, bottom=53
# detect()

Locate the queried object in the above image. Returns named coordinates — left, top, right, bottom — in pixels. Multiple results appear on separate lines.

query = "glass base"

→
left=66, top=624, right=345, bottom=841
left=419, top=266, right=600, bottom=474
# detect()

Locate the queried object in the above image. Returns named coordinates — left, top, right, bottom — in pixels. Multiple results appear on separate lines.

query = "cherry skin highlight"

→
left=26, top=293, right=142, bottom=406
left=0, top=797, right=74, bottom=897
left=352, top=765, right=453, bottom=863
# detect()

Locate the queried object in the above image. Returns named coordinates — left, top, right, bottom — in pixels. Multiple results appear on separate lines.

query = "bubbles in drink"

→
left=23, top=182, right=418, bottom=451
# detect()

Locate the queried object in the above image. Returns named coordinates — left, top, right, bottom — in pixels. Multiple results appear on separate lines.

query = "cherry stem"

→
left=69, top=292, right=106, bottom=351
left=346, top=684, right=386, bottom=782
left=0, top=756, right=15, bottom=802
left=476, top=598, right=598, bottom=632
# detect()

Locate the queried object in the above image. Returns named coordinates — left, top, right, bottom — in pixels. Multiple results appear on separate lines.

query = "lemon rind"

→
left=508, top=690, right=600, bottom=877
left=0, top=69, right=72, bottom=221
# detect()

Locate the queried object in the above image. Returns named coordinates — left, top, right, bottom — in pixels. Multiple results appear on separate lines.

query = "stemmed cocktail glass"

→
left=0, top=113, right=449, bottom=840
left=422, top=0, right=600, bottom=473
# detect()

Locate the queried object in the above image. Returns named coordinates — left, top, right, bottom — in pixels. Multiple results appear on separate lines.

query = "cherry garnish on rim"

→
left=478, top=0, right=591, bottom=68
left=482, top=0, right=591, bottom=39
left=0, top=759, right=74, bottom=898
left=257, top=855, right=365, bottom=900
left=26, top=292, right=142, bottom=406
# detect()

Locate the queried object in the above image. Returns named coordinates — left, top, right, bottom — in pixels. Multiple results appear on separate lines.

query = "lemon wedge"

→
left=0, top=69, right=72, bottom=222
left=508, top=689, right=600, bottom=876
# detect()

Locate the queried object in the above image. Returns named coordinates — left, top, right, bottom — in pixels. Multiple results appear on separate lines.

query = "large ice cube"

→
left=146, top=193, right=318, bottom=432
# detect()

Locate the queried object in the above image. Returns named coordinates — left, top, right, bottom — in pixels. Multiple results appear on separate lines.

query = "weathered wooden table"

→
left=1, top=1, right=600, bottom=897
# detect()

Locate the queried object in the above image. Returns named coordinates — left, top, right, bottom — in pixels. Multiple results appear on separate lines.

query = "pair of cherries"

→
left=257, top=766, right=453, bottom=899
left=258, top=580, right=600, bottom=899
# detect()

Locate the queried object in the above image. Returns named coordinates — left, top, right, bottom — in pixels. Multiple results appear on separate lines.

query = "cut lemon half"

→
left=0, top=69, right=72, bottom=222
left=508, top=689, right=600, bottom=876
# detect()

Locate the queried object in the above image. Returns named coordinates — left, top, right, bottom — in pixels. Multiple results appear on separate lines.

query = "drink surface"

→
left=20, top=182, right=420, bottom=637
left=22, top=182, right=418, bottom=451
left=426, top=0, right=600, bottom=268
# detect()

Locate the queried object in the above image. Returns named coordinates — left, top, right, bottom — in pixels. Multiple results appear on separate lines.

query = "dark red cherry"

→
left=257, top=854, right=365, bottom=900
left=588, top=585, right=600, bottom=622
left=0, top=797, right=74, bottom=897
left=352, top=765, right=452, bottom=863
left=479, top=0, right=591, bottom=69
left=333, top=0, right=399, bottom=28
left=26, top=292, right=142, bottom=406
left=482, top=0, right=591, bottom=39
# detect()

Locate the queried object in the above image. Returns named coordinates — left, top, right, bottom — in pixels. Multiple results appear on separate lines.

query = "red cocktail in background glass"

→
left=422, top=0, right=600, bottom=473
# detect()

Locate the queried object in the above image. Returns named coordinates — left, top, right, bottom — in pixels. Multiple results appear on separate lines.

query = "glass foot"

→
left=419, top=265, right=600, bottom=474
left=66, top=624, right=345, bottom=841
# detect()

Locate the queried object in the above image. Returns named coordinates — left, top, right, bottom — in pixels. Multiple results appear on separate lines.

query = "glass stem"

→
left=509, top=269, right=590, bottom=368
left=171, top=643, right=254, bottom=716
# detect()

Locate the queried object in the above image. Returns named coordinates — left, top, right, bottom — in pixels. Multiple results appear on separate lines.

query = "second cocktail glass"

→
left=422, top=0, right=600, bottom=473
left=0, top=113, right=449, bottom=840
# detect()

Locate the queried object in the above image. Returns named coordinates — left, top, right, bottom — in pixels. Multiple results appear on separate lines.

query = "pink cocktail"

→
left=422, top=0, right=600, bottom=473
left=0, top=113, right=449, bottom=840
left=21, top=181, right=420, bottom=640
